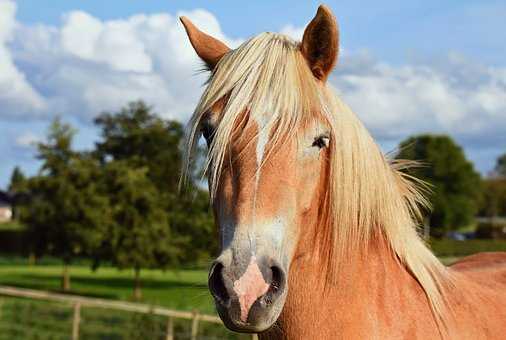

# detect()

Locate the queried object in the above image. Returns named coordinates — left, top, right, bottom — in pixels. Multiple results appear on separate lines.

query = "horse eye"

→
left=201, top=122, right=215, bottom=146
left=312, top=135, right=330, bottom=149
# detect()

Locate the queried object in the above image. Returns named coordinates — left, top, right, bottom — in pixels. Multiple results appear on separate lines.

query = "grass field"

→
left=0, top=296, right=248, bottom=340
left=0, top=263, right=235, bottom=339
left=0, top=256, right=463, bottom=315
left=3, top=238, right=506, bottom=313
left=0, top=238, right=505, bottom=339
left=0, top=264, right=215, bottom=314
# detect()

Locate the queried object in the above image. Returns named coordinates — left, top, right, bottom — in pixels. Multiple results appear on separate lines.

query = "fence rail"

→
left=0, top=285, right=258, bottom=340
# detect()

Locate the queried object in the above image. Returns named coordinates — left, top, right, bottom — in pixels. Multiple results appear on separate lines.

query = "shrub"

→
left=475, top=219, right=506, bottom=239
left=430, top=239, right=506, bottom=257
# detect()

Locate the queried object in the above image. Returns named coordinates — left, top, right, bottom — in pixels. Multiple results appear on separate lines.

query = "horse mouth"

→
left=214, top=296, right=283, bottom=333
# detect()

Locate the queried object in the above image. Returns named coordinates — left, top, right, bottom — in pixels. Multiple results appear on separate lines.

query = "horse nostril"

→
left=209, top=262, right=230, bottom=306
left=264, top=265, right=286, bottom=305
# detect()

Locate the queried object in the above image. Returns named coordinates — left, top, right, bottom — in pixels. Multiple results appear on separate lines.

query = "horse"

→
left=180, top=5, right=506, bottom=339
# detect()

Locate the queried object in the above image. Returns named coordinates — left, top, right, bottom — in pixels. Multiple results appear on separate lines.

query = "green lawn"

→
left=0, top=242, right=504, bottom=340
left=0, top=220, right=24, bottom=231
left=0, top=263, right=233, bottom=339
left=3, top=238, right=506, bottom=314
left=1, top=238, right=506, bottom=319
left=0, top=264, right=215, bottom=314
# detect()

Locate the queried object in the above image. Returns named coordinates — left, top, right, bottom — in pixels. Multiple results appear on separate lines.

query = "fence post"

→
left=190, top=310, right=200, bottom=340
left=165, top=316, right=174, bottom=340
left=72, top=302, right=81, bottom=340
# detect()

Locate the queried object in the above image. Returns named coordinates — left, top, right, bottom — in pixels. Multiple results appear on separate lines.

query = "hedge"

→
left=0, top=230, right=30, bottom=256
left=430, top=239, right=506, bottom=257
left=2, top=229, right=506, bottom=260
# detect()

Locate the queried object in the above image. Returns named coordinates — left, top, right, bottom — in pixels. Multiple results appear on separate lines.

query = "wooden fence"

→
left=0, top=285, right=258, bottom=340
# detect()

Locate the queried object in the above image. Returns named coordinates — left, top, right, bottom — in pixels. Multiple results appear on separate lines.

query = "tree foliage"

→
left=480, top=152, right=506, bottom=217
left=9, top=166, right=26, bottom=193
left=94, top=101, right=185, bottom=193
left=13, top=102, right=217, bottom=296
left=9, top=166, right=28, bottom=219
left=18, top=119, right=110, bottom=290
left=479, top=178, right=506, bottom=217
left=91, top=101, right=215, bottom=297
left=495, top=153, right=506, bottom=177
left=99, top=161, right=185, bottom=299
left=396, top=134, right=482, bottom=236
left=94, top=101, right=216, bottom=263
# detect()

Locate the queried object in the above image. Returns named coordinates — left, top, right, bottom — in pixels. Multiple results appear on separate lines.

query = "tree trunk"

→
left=133, top=267, right=142, bottom=301
left=62, top=263, right=71, bottom=291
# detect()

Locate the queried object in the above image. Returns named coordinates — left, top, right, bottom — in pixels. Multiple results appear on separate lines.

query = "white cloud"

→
left=331, top=53, right=506, bottom=147
left=15, top=131, right=41, bottom=148
left=61, top=11, right=153, bottom=73
left=280, top=24, right=304, bottom=41
left=0, top=1, right=45, bottom=116
left=278, top=23, right=506, bottom=151
left=0, top=7, right=504, bottom=175
left=4, top=6, right=239, bottom=122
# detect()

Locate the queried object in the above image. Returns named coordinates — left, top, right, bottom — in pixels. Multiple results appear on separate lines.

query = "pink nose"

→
left=208, top=255, right=286, bottom=325
left=232, top=257, right=270, bottom=322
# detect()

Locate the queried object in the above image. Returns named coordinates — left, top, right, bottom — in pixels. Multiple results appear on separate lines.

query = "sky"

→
left=1, top=0, right=505, bottom=188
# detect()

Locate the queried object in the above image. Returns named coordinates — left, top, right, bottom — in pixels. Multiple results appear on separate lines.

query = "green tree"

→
left=9, top=166, right=26, bottom=193
left=99, top=161, right=184, bottom=300
left=495, top=153, right=506, bottom=177
left=94, top=101, right=185, bottom=193
left=479, top=178, right=506, bottom=217
left=396, top=134, right=482, bottom=236
left=8, top=166, right=27, bottom=219
left=19, top=118, right=110, bottom=291
left=94, top=101, right=216, bottom=264
left=170, top=189, right=217, bottom=262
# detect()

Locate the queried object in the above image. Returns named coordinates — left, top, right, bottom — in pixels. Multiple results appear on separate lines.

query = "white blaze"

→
left=251, top=114, right=271, bottom=251
left=233, top=256, right=270, bottom=322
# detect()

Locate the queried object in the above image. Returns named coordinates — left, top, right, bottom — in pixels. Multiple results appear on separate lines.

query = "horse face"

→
left=205, top=109, right=330, bottom=332
left=181, top=5, right=338, bottom=333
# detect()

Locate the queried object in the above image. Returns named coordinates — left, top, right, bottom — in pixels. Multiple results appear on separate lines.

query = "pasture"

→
left=0, top=264, right=214, bottom=313
left=2, top=238, right=506, bottom=308
left=0, top=238, right=505, bottom=339
left=0, top=263, right=246, bottom=339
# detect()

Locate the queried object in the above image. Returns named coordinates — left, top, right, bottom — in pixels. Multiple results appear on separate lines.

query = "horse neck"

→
left=262, top=226, right=439, bottom=339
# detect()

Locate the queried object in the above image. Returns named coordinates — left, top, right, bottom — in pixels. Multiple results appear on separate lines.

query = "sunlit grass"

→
left=0, top=221, right=25, bottom=231
left=2, top=238, right=506, bottom=314
left=0, top=264, right=214, bottom=314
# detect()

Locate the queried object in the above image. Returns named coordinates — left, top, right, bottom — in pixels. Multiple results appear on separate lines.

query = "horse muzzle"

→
left=208, top=254, right=287, bottom=332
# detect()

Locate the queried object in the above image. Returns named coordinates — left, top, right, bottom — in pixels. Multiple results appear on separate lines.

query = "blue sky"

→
left=1, top=0, right=505, bottom=188
left=16, top=0, right=506, bottom=65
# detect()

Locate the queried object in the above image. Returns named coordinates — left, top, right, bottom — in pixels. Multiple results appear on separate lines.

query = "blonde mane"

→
left=183, top=32, right=451, bottom=325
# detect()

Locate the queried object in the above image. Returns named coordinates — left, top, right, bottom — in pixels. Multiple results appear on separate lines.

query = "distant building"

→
left=0, top=191, right=13, bottom=222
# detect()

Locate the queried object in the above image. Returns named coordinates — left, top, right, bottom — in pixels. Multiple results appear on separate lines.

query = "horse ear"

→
left=180, top=16, right=231, bottom=69
left=301, top=5, right=339, bottom=82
